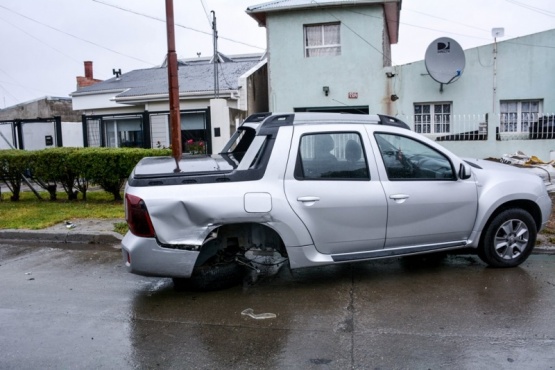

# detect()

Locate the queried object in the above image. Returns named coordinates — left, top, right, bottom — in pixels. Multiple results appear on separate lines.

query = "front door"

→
left=372, top=132, right=478, bottom=248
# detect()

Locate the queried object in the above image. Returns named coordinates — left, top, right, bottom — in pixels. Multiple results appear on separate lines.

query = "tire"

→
left=173, top=261, right=246, bottom=291
left=478, top=208, right=537, bottom=268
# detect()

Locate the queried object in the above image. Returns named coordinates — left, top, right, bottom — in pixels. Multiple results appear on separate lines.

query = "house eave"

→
left=247, top=0, right=401, bottom=40
left=70, top=89, right=127, bottom=98
left=384, top=0, right=401, bottom=44
left=112, top=90, right=239, bottom=104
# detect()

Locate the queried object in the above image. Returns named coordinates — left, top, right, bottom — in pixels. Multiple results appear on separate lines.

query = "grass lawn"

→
left=0, top=190, right=125, bottom=230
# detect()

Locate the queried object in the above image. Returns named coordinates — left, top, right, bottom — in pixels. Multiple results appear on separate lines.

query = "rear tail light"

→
left=125, top=193, right=155, bottom=238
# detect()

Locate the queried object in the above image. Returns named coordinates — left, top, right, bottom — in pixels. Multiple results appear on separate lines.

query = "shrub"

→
left=0, top=150, right=33, bottom=201
left=1, top=147, right=171, bottom=201
left=30, top=148, right=81, bottom=200
left=76, top=148, right=171, bottom=201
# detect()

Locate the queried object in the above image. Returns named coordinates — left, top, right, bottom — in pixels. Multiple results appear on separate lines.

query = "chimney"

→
left=76, top=61, right=103, bottom=88
left=84, top=61, right=93, bottom=79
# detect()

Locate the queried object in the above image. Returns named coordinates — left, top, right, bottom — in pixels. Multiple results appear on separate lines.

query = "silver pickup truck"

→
left=122, top=112, right=551, bottom=290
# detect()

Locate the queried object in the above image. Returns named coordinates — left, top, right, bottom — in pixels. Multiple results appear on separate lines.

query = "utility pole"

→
left=165, top=0, right=182, bottom=172
left=211, top=10, right=219, bottom=98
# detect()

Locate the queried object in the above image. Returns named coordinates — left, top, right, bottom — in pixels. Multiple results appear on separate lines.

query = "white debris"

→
left=241, top=308, right=277, bottom=320
left=500, top=151, right=555, bottom=192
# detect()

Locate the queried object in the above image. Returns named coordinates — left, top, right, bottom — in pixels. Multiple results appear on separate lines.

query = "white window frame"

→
left=414, top=103, right=452, bottom=134
left=304, top=22, right=341, bottom=58
left=500, top=100, right=542, bottom=133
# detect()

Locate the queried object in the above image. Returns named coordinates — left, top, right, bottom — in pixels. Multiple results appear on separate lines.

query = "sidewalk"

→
left=0, top=218, right=124, bottom=246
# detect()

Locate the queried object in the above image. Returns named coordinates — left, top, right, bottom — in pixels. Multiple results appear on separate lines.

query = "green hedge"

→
left=0, top=150, right=33, bottom=201
left=0, top=147, right=171, bottom=201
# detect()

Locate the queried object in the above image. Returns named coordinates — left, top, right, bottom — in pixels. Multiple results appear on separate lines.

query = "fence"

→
left=400, top=114, right=555, bottom=142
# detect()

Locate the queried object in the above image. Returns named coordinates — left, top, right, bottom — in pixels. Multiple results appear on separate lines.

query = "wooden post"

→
left=165, top=0, right=182, bottom=172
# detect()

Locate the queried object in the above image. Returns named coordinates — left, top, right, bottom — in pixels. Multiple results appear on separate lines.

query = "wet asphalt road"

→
left=1, top=243, right=555, bottom=370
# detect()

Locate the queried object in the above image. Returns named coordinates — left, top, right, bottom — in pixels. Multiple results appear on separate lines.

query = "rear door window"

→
left=295, top=132, right=369, bottom=180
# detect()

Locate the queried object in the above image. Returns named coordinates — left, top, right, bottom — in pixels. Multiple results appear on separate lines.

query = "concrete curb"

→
left=0, top=229, right=553, bottom=255
left=533, top=245, right=555, bottom=254
left=0, top=229, right=123, bottom=246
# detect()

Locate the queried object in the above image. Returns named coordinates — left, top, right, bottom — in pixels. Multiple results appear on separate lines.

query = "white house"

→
left=71, top=54, right=268, bottom=154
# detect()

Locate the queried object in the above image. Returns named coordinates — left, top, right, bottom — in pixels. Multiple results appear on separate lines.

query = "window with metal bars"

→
left=414, top=103, right=451, bottom=134
left=500, top=100, right=541, bottom=133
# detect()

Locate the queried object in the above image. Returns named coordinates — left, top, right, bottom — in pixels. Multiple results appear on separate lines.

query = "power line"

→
left=0, top=15, right=81, bottom=63
left=218, top=64, right=234, bottom=90
left=310, top=1, right=510, bottom=64
left=348, top=8, right=493, bottom=42
left=505, top=0, right=555, bottom=17
left=403, top=8, right=491, bottom=33
left=0, top=4, right=157, bottom=66
left=349, top=7, right=555, bottom=50
left=306, top=0, right=555, bottom=66
left=309, top=0, right=391, bottom=63
left=199, top=0, right=212, bottom=28
left=402, top=6, right=554, bottom=40
left=0, top=77, right=60, bottom=107
left=504, top=40, right=555, bottom=49
left=0, top=64, right=35, bottom=104
left=92, top=0, right=265, bottom=51
left=0, top=78, right=60, bottom=95
left=0, top=83, right=21, bottom=106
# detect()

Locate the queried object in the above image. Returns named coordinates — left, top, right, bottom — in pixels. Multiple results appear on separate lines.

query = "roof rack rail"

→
left=244, top=112, right=272, bottom=123
left=377, top=114, right=410, bottom=130
left=258, top=114, right=295, bottom=136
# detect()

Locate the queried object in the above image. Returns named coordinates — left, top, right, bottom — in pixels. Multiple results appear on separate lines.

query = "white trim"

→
left=70, top=89, right=127, bottom=97
left=112, top=90, right=238, bottom=104
left=239, top=59, right=268, bottom=81
left=238, top=59, right=268, bottom=111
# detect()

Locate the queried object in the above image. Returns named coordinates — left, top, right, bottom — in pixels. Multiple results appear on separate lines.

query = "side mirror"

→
left=458, top=162, right=472, bottom=180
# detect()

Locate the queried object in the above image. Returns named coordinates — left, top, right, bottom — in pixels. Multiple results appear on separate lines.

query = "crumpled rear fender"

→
left=126, top=181, right=313, bottom=248
left=146, top=197, right=271, bottom=246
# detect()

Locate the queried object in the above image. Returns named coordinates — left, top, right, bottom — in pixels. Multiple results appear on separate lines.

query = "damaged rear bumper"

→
left=121, top=232, right=199, bottom=278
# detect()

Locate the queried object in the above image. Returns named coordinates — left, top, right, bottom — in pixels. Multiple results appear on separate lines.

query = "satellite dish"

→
left=425, top=37, right=465, bottom=84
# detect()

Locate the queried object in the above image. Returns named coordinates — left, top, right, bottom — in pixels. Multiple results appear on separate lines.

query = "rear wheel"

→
left=173, top=261, right=246, bottom=291
left=173, top=239, right=246, bottom=291
left=478, top=208, right=536, bottom=268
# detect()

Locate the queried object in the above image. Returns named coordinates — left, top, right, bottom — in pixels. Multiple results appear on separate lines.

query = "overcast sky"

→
left=0, top=0, right=553, bottom=108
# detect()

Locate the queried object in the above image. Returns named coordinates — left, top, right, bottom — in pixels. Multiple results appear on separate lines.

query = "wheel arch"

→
left=493, top=200, right=541, bottom=229
left=175, top=222, right=290, bottom=291
left=479, top=199, right=542, bottom=246
left=198, top=222, right=289, bottom=263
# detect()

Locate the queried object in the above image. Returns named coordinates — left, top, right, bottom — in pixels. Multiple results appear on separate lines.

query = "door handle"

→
left=389, top=194, right=409, bottom=203
left=297, top=196, right=320, bottom=203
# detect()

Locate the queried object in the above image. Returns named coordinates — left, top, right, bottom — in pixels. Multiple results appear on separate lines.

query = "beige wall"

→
left=0, top=97, right=82, bottom=122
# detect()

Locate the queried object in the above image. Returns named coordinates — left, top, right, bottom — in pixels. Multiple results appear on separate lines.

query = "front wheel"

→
left=478, top=208, right=537, bottom=268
